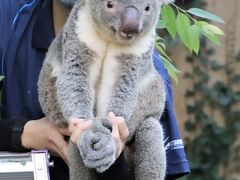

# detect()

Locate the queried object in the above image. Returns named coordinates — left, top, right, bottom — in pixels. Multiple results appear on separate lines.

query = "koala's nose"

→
left=120, top=6, right=140, bottom=38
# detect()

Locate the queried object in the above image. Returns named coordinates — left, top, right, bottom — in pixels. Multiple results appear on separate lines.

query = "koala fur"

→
left=38, top=0, right=174, bottom=179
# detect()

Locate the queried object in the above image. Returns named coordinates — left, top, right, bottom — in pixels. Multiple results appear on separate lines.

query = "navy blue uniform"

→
left=0, top=0, right=190, bottom=179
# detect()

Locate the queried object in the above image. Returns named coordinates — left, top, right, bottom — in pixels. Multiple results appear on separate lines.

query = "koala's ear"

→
left=162, top=0, right=175, bottom=4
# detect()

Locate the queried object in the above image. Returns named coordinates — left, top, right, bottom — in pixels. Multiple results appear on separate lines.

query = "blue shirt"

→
left=0, top=0, right=190, bottom=179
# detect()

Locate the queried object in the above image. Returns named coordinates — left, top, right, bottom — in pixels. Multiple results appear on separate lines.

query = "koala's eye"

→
left=145, top=5, right=150, bottom=12
left=107, top=1, right=114, bottom=8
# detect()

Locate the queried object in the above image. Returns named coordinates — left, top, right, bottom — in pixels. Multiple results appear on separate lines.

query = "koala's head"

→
left=89, top=0, right=174, bottom=44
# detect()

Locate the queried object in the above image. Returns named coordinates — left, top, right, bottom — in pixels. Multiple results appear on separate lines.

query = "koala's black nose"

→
left=120, top=6, right=140, bottom=38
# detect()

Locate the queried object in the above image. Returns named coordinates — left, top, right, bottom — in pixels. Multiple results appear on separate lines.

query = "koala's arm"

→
left=107, top=55, right=139, bottom=121
left=56, top=29, right=94, bottom=120
left=106, top=53, right=166, bottom=140
left=107, top=54, right=166, bottom=139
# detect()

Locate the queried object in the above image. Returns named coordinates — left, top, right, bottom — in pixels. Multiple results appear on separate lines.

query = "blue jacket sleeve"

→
left=153, top=50, right=190, bottom=178
left=0, top=0, right=29, bottom=152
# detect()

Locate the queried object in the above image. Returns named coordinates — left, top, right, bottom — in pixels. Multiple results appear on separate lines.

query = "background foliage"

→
left=156, top=0, right=224, bottom=83
left=163, top=0, right=240, bottom=179
left=183, top=42, right=240, bottom=180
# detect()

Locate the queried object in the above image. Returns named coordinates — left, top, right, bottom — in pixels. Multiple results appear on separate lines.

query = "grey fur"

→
left=38, top=0, right=172, bottom=179
left=77, top=119, right=115, bottom=172
left=68, top=141, right=97, bottom=180
left=133, top=118, right=166, bottom=180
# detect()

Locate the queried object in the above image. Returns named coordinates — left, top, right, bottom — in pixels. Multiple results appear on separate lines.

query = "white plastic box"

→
left=0, top=150, right=51, bottom=180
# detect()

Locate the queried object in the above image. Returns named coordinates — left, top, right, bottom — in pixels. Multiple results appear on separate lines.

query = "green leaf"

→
left=176, top=13, right=192, bottom=52
left=156, top=42, right=166, bottom=51
left=197, top=21, right=221, bottom=45
left=206, top=24, right=224, bottom=35
left=156, top=19, right=166, bottom=29
left=161, top=56, right=180, bottom=84
left=155, top=43, right=180, bottom=83
left=187, top=8, right=225, bottom=24
left=189, top=24, right=200, bottom=54
left=203, top=31, right=220, bottom=45
left=161, top=5, right=177, bottom=38
left=155, top=42, right=171, bottom=62
left=0, top=76, right=4, bottom=81
left=155, top=36, right=164, bottom=42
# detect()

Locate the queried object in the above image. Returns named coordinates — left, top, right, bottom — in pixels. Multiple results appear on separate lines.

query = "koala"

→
left=38, top=0, right=174, bottom=179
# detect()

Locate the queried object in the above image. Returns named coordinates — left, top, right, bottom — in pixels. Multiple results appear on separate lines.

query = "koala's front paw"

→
left=77, top=119, right=116, bottom=172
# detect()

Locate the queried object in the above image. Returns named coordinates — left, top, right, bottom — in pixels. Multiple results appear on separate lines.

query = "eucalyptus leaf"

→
left=189, top=24, right=200, bottom=54
left=156, top=19, right=166, bottom=29
left=155, top=43, right=172, bottom=62
left=176, top=13, right=192, bottom=52
left=187, top=8, right=225, bottom=24
left=156, top=42, right=166, bottom=51
left=155, top=39, right=179, bottom=83
left=161, top=5, right=177, bottom=38
left=206, top=24, right=224, bottom=35
left=155, top=36, right=164, bottom=41
left=161, top=56, right=180, bottom=84
left=155, top=45, right=180, bottom=83
left=197, top=21, right=221, bottom=45
left=202, top=30, right=221, bottom=45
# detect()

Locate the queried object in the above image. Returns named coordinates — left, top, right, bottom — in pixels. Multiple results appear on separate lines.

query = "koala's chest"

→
left=88, top=45, right=121, bottom=116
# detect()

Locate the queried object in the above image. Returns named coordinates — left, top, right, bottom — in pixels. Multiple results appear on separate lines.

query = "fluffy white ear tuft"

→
left=163, top=0, right=175, bottom=4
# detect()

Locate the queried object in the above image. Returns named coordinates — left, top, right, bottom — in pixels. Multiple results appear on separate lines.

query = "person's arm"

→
left=0, top=119, right=28, bottom=151
left=0, top=116, right=70, bottom=163
left=21, top=117, right=70, bottom=163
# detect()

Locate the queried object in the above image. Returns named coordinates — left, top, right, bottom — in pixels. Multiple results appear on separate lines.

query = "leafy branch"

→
left=156, top=3, right=225, bottom=82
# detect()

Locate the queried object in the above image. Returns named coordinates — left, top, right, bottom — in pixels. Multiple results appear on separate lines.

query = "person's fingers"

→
left=107, top=112, right=124, bottom=159
left=108, top=112, right=119, bottom=140
left=70, top=120, right=92, bottom=144
left=69, top=118, right=85, bottom=133
left=116, top=116, right=129, bottom=140
left=51, top=132, right=69, bottom=163
left=107, top=112, right=116, bottom=120
left=58, top=127, right=71, bottom=136
left=51, top=144, right=68, bottom=164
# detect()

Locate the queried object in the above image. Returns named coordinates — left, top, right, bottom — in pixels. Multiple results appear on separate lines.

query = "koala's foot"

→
left=133, top=118, right=166, bottom=180
left=77, top=118, right=116, bottom=173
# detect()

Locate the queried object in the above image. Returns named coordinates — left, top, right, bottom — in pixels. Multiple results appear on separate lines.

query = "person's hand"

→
left=69, top=113, right=129, bottom=160
left=107, top=112, right=129, bottom=159
left=68, top=112, right=129, bottom=168
left=69, top=118, right=92, bottom=144
left=21, top=117, right=70, bottom=163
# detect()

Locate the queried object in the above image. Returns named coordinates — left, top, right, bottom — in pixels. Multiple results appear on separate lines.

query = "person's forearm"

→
left=0, top=119, right=29, bottom=151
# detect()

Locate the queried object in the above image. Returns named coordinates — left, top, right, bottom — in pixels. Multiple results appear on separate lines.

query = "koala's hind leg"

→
left=133, top=118, right=166, bottom=180
left=68, top=142, right=97, bottom=180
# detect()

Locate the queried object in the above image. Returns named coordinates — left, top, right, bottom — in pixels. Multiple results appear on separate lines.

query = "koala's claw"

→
left=77, top=119, right=116, bottom=172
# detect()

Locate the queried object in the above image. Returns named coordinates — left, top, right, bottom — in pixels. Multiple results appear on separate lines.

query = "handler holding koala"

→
left=0, top=0, right=190, bottom=179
